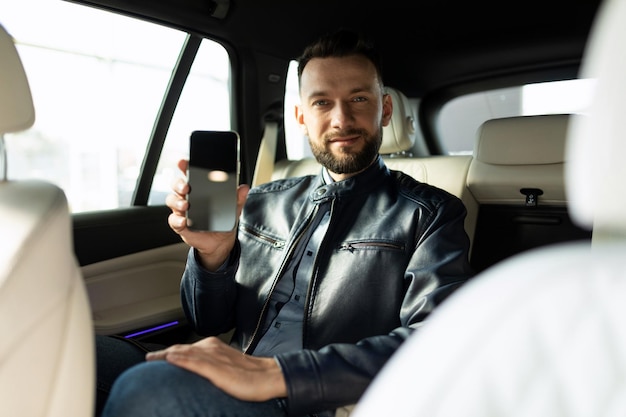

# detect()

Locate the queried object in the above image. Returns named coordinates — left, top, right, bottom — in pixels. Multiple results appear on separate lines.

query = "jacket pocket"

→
left=241, top=225, right=286, bottom=249
left=338, top=239, right=404, bottom=252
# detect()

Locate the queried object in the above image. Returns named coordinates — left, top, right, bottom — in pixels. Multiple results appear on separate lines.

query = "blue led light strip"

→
left=124, top=321, right=179, bottom=338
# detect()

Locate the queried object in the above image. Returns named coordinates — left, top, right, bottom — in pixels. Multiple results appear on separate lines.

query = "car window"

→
left=437, top=78, right=596, bottom=155
left=148, top=40, right=231, bottom=205
left=1, top=0, right=230, bottom=212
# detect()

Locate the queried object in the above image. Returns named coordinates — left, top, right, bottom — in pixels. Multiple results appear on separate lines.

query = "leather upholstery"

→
left=351, top=241, right=626, bottom=417
left=566, top=0, right=626, bottom=241
left=350, top=1, right=626, bottom=416
left=0, top=182, right=95, bottom=417
left=0, top=22, right=95, bottom=417
left=467, top=114, right=570, bottom=205
left=0, top=23, right=34, bottom=134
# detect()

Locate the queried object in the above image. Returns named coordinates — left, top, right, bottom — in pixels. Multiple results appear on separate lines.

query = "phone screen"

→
left=186, top=130, right=240, bottom=231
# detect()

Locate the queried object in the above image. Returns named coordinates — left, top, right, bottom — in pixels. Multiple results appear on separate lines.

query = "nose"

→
left=330, top=101, right=355, bottom=129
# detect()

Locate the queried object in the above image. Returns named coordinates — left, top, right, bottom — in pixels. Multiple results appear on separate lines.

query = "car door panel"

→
left=73, top=206, right=180, bottom=266
left=73, top=206, right=188, bottom=336
left=82, top=242, right=188, bottom=336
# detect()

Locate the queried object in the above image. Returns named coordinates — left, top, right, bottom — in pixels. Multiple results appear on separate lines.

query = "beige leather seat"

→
left=0, top=23, right=95, bottom=416
left=350, top=0, right=626, bottom=415
left=467, top=114, right=591, bottom=271
left=468, top=114, right=570, bottom=205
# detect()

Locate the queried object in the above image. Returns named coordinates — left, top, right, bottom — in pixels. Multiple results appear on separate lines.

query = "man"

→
left=101, top=29, right=473, bottom=417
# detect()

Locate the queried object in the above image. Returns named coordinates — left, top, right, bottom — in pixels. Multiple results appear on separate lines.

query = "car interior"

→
left=0, top=0, right=614, bottom=415
left=351, top=0, right=626, bottom=415
left=0, top=22, right=94, bottom=417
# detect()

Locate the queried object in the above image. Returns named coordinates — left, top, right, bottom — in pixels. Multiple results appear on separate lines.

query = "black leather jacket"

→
left=180, top=157, right=473, bottom=416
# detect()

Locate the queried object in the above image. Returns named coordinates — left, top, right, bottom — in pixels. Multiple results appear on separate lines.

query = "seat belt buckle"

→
left=520, top=188, right=543, bottom=207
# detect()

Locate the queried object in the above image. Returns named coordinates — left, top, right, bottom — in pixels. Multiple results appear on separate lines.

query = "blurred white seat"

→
left=0, top=22, right=95, bottom=417
left=350, top=0, right=626, bottom=415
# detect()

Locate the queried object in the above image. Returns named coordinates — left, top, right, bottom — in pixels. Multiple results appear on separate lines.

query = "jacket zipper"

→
left=241, top=225, right=286, bottom=249
left=339, top=241, right=404, bottom=252
left=242, top=204, right=320, bottom=353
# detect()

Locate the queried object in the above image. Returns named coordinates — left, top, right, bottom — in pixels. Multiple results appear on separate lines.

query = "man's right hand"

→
left=166, top=159, right=250, bottom=271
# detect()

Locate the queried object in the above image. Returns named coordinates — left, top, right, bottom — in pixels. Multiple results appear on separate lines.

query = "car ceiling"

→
left=69, top=0, right=603, bottom=97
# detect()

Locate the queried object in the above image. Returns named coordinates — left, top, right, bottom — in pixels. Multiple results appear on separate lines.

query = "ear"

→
left=381, top=93, right=393, bottom=127
left=295, top=104, right=308, bottom=135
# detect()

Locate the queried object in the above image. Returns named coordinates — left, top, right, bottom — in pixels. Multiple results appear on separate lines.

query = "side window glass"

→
left=1, top=0, right=184, bottom=212
left=149, top=40, right=231, bottom=205
left=1, top=0, right=230, bottom=212
left=437, top=78, right=596, bottom=155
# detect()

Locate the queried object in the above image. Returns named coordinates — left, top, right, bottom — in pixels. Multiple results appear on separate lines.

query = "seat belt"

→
left=252, top=103, right=283, bottom=187
left=252, top=120, right=279, bottom=187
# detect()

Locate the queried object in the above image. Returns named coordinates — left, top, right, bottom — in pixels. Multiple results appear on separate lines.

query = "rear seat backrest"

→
left=272, top=87, right=478, bottom=249
left=468, top=114, right=569, bottom=205
left=467, top=114, right=592, bottom=272
left=387, top=155, right=476, bottom=247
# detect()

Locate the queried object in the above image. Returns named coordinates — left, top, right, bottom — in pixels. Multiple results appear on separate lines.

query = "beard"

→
left=309, top=127, right=383, bottom=175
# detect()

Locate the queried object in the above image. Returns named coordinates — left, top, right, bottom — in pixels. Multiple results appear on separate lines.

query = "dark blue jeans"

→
left=96, top=335, right=287, bottom=417
left=96, top=335, right=153, bottom=416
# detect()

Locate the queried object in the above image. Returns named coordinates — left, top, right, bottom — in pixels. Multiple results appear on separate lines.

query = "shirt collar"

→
left=322, top=168, right=334, bottom=185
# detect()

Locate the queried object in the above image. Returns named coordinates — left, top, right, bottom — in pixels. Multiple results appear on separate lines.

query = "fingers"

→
left=166, top=160, right=191, bottom=233
left=166, top=160, right=190, bottom=216
left=166, top=185, right=189, bottom=233
left=167, top=212, right=187, bottom=233
left=145, top=337, right=225, bottom=362
left=146, top=337, right=287, bottom=401
left=177, top=158, right=188, bottom=174
left=145, top=349, right=168, bottom=361
left=165, top=159, right=249, bottom=269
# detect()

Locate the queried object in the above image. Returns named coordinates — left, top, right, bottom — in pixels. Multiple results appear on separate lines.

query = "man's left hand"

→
left=146, top=336, right=288, bottom=401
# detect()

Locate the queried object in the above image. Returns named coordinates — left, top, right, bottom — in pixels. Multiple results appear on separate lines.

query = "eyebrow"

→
left=305, top=86, right=375, bottom=101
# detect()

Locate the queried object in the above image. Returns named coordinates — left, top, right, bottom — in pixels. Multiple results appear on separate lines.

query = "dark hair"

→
left=297, top=29, right=383, bottom=88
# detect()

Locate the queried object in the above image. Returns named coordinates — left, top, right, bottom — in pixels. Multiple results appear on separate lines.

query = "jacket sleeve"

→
left=275, top=196, right=474, bottom=416
left=179, top=245, right=240, bottom=336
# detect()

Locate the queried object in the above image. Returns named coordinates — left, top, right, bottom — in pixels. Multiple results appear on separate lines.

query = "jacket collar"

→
left=311, top=156, right=389, bottom=202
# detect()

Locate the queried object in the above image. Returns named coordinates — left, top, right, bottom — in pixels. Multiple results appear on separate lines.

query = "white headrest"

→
left=0, top=23, right=34, bottom=134
left=380, top=87, right=415, bottom=154
left=566, top=0, right=626, bottom=235
left=475, top=115, right=569, bottom=165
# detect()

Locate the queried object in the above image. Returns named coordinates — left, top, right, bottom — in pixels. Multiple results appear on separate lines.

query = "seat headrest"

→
left=566, top=0, right=626, bottom=236
left=474, top=114, right=569, bottom=165
left=467, top=114, right=570, bottom=205
left=380, top=87, right=415, bottom=155
left=0, top=23, right=35, bottom=135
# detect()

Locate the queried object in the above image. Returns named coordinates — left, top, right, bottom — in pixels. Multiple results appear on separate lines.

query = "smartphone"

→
left=186, top=130, right=240, bottom=231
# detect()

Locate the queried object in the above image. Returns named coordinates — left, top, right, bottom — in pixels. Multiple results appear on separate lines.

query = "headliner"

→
left=69, top=0, right=603, bottom=96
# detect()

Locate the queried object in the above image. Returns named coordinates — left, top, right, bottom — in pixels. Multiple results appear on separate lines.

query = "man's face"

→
left=296, top=55, right=392, bottom=180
